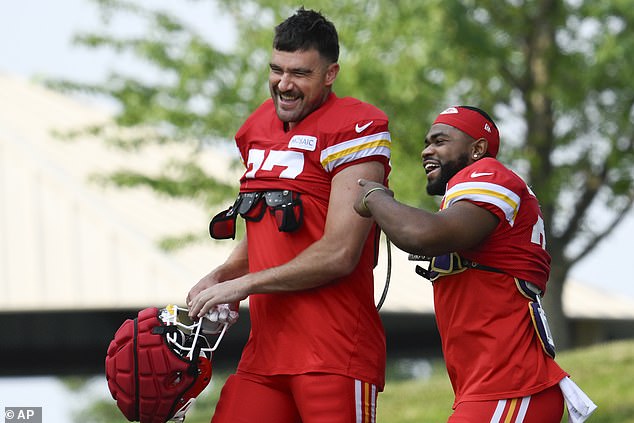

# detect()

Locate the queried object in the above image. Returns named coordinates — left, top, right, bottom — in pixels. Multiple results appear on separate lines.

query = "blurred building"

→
left=1, top=73, right=633, bottom=375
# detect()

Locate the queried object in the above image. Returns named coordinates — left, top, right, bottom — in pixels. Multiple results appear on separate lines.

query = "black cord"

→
left=376, top=236, right=391, bottom=311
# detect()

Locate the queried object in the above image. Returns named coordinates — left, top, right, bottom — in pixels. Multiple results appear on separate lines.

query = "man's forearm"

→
left=241, top=229, right=368, bottom=294
left=214, top=238, right=250, bottom=281
left=362, top=190, right=446, bottom=256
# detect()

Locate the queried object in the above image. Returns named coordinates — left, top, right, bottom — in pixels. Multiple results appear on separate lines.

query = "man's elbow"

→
left=389, top=231, right=449, bottom=258
left=329, top=248, right=362, bottom=277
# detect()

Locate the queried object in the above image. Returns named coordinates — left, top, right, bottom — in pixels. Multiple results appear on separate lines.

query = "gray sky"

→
left=1, top=0, right=236, bottom=81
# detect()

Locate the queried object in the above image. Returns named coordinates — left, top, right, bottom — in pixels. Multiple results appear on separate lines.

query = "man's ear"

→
left=472, top=138, right=488, bottom=159
left=325, top=63, right=340, bottom=86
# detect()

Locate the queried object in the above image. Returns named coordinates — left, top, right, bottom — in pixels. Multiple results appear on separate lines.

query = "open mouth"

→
left=424, top=161, right=441, bottom=176
left=278, top=92, right=301, bottom=108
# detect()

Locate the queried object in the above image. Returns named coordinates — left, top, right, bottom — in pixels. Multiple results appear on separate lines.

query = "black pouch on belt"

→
left=209, top=192, right=265, bottom=239
left=516, top=279, right=557, bottom=358
left=264, top=190, right=303, bottom=233
left=209, top=191, right=303, bottom=239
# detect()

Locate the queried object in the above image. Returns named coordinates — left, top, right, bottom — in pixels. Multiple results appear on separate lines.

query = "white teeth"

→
left=424, top=163, right=439, bottom=172
left=280, top=93, right=297, bottom=101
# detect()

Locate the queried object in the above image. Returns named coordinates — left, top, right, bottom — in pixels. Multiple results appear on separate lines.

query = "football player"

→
left=187, top=8, right=391, bottom=423
left=354, top=106, right=595, bottom=422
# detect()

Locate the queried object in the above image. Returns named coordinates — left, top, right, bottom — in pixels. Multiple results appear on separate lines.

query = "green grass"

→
left=79, top=339, right=634, bottom=422
left=553, top=340, right=634, bottom=422
left=377, top=358, right=454, bottom=422
left=376, top=340, right=634, bottom=423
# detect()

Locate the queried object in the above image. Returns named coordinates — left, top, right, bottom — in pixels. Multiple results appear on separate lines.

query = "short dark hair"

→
left=273, top=8, right=339, bottom=64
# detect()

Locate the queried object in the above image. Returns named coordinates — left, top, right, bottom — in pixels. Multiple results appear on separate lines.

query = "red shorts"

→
left=211, top=371, right=378, bottom=423
left=448, top=384, right=564, bottom=423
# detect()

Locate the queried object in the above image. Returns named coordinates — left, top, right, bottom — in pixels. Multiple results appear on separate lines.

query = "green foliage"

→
left=51, top=0, right=634, bottom=239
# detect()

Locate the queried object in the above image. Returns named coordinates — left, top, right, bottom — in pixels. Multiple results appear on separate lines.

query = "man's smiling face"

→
left=268, top=48, right=339, bottom=129
left=422, top=123, right=474, bottom=196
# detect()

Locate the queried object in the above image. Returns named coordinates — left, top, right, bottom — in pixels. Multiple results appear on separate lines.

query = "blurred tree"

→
left=50, top=0, right=634, bottom=349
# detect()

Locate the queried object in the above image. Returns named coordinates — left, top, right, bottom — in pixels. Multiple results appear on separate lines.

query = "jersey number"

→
left=531, top=216, right=546, bottom=249
left=244, top=149, right=305, bottom=179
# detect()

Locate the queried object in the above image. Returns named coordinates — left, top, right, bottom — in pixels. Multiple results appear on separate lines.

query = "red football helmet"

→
left=105, top=305, right=228, bottom=423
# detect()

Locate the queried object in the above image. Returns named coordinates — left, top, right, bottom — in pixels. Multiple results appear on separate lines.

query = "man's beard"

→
left=426, top=152, right=470, bottom=196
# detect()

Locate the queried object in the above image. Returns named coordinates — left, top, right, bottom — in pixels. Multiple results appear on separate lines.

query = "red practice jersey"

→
left=234, top=93, right=391, bottom=389
left=434, top=158, right=567, bottom=406
left=440, top=158, right=551, bottom=290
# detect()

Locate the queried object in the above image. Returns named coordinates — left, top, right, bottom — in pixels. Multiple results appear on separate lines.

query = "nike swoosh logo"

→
left=470, top=171, right=494, bottom=178
left=355, top=121, right=374, bottom=133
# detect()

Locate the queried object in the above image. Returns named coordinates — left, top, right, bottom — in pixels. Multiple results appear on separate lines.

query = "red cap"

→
left=433, top=106, right=500, bottom=157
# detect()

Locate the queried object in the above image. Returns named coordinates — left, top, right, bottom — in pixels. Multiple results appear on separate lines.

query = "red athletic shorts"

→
left=448, top=383, right=564, bottom=423
left=211, top=371, right=378, bottom=423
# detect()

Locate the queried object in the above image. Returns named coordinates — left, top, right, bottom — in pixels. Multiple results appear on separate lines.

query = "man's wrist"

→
left=362, top=186, right=388, bottom=211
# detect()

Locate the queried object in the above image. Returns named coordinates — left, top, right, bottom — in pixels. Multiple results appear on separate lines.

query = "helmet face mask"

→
left=105, top=305, right=228, bottom=423
left=158, top=305, right=227, bottom=360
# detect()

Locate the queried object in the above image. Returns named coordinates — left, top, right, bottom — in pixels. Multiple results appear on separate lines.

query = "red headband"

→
left=433, top=107, right=500, bottom=157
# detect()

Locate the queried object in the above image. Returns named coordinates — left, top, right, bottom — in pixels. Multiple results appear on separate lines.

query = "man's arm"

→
left=188, top=160, right=385, bottom=318
left=186, top=238, right=249, bottom=306
left=354, top=179, right=498, bottom=257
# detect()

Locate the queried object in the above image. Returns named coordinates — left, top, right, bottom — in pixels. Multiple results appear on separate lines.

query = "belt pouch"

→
left=208, top=199, right=240, bottom=240
left=516, top=279, right=557, bottom=358
left=265, top=191, right=303, bottom=233
left=208, top=192, right=266, bottom=239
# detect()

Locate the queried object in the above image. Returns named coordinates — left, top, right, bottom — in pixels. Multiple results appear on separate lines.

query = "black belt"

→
left=410, top=253, right=505, bottom=281
left=209, top=190, right=303, bottom=239
left=461, top=258, right=505, bottom=274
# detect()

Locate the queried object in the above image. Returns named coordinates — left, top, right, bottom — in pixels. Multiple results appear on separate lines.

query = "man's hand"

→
left=354, top=178, right=393, bottom=217
left=201, top=303, right=240, bottom=334
left=186, top=271, right=221, bottom=307
left=188, top=278, right=249, bottom=318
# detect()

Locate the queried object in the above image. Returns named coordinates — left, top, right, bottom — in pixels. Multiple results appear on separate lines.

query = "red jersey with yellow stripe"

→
left=440, top=158, right=550, bottom=290
left=234, top=93, right=390, bottom=389
left=434, top=158, right=567, bottom=406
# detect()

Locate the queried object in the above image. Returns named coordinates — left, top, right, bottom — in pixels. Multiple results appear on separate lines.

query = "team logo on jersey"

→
left=355, top=121, right=374, bottom=133
left=470, top=171, right=494, bottom=178
left=289, top=135, right=317, bottom=151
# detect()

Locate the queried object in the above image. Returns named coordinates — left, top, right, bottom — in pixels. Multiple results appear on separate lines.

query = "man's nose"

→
left=421, top=144, right=434, bottom=158
left=278, top=73, right=294, bottom=91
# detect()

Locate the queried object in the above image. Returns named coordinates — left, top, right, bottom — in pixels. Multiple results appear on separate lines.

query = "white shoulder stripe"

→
left=320, top=132, right=391, bottom=172
left=443, top=181, right=521, bottom=226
